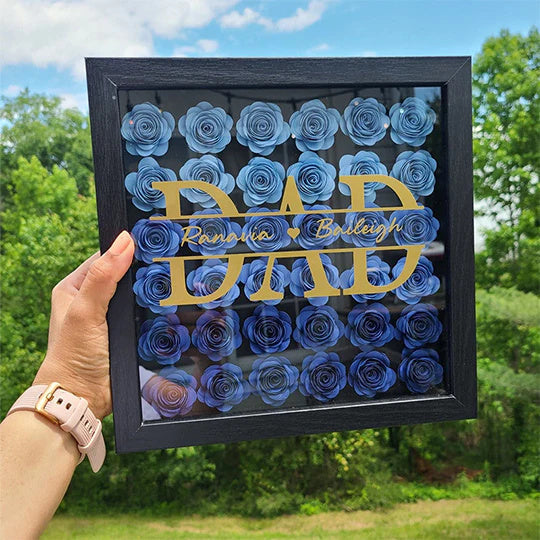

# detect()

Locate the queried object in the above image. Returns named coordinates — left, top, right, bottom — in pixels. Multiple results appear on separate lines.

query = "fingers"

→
left=55, top=252, right=101, bottom=297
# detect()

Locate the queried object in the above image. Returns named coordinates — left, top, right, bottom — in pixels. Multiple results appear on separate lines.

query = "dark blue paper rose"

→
left=389, top=97, right=436, bottom=146
left=197, top=363, right=250, bottom=412
left=390, top=150, right=437, bottom=199
left=179, top=155, right=234, bottom=208
left=340, top=255, right=391, bottom=303
left=133, top=262, right=176, bottom=314
left=341, top=203, right=390, bottom=250
left=187, top=209, right=242, bottom=256
left=242, top=259, right=291, bottom=305
left=289, top=99, right=341, bottom=152
left=292, top=205, right=338, bottom=250
left=338, top=150, right=387, bottom=203
left=249, top=356, right=299, bottom=407
left=390, top=207, right=439, bottom=246
left=340, top=97, right=389, bottom=146
left=395, top=303, right=443, bottom=348
left=287, top=151, right=336, bottom=203
left=121, top=102, right=175, bottom=156
left=293, top=305, right=344, bottom=351
left=348, top=351, right=396, bottom=397
left=236, top=157, right=285, bottom=207
left=299, top=351, right=346, bottom=402
left=192, top=309, right=242, bottom=362
left=137, top=314, right=190, bottom=365
left=392, top=255, right=440, bottom=304
left=399, top=348, right=443, bottom=393
left=242, top=304, right=292, bottom=355
left=290, top=254, right=340, bottom=306
left=242, top=207, right=291, bottom=252
left=345, top=302, right=395, bottom=351
left=236, top=101, right=290, bottom=155
left=178, top=101, right=233, bottom=154
left=131, top=215, right=183, bottom=264
left=125, top=157, right=176, bottom=211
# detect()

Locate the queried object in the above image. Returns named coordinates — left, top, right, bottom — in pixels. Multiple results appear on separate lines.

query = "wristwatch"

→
left=7, top=382, right=106, bottom=472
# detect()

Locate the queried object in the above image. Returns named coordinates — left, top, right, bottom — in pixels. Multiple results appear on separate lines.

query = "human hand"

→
left=34, top=231, right=134, bottom=419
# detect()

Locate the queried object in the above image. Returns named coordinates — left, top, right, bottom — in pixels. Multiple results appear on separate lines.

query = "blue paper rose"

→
left=121, top=102, right=174, bottom=156
left=341, top=203, right=390, bottom=249
left=348, top=351, right=396, bottom=397
left=344, top=302, right=395, bottom=351
left=290, top=254, right=340, bottom=306
left=299, top=351, right=346, bottom=402
left=137, top=314, right=190, bottom=365
left=179, top=155, right=234, bottom=208
left=390, top=150, right=437, bottom=199
left=292, top=205, right=338, bottom=250
left=249, top=356, right=299, bottom=407
left=399, top=348, right=443, bottom=393
left=293, top=305, right=344, bottom=351
left=289, top=99, right=341, bottom=151
left=197, top=363, right=250, bottom=412
left=392, top=255, right=440, bottom=304
left=178, top=101, right=233, bottom=154
left=395, top=303, right=443, bottom=348
left=236, top=101, right=290, bottom=155
left=192, top=309, right=242, bottom=362
left=131, top=216, right=183, bottom=264
left=242, top=258, right=291, bottom=305
left=187, top=209, right=242, bottom=256
left=340, top=97, right=389, bottom=146
left=390, top=207, right=439, bottom=246
left=340, top=255, right=391, bottom=303
left=242, top=304, right=292, bottom=355
left=125, top=157, right=176, bottom=211
left=338, top=151, right=387, bottom=203
left=133, top=262, right=176, bottom=314
left=389, top=97, right=436, bottom=146
left=236, top=157, right=285, bottom=207
left=242, top=207, right=291, bottom=252
left=287, top=151, right=336, bottom=203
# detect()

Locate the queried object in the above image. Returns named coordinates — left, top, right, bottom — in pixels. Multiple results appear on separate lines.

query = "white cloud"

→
left=2, top=84, right=23, bottom=97
left=197, top=39, right=219, bottom=53
left=173, top=38, right=219, bottom=57
left=60, top=92, right=88, bottom=111
left=220, top=7, right=266, bottom=28
left=311, top=43, right=330, bottom=52
left=360, top=51, right=377, bottom=57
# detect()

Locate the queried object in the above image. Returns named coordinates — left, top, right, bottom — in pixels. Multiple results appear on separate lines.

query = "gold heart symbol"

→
left=287, top=227, right=300, bottom=240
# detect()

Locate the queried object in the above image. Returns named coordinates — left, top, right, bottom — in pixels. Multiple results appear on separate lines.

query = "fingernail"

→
left=108, top=230, right=132, bottom=256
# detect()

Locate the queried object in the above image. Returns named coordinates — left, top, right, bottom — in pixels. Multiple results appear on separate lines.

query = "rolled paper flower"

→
left=399, top=348, right=443, bottom=393
left=197, top=363, right=250, bottom=412
left=287, top=151, right=336, bottom=203
left=390, top=150, right=437, bottom=199
left=338, top=150, right=387, bottom=203
left=236, top=157, right=285, bottom=207
left=249, top=356, right=299, bottom=406
left=236, top=101, right=290, bottom=155
left=299, top=351, right=346, bottom=402
left=124, top=157, right=176, bottom=212
left=242, top=207, right=291, bottom=252
left=395, top=303, right=443, bottom=348
left=187, top=209, right=242, bottom=256
left=393, top=255, right=440, bottom=304
left=178, top=101, right=233, bottom=154
left=179, top=155, right=234, bottom=208
left=289, top=99, right=340, bottom=151
left=290, top=254, right=340, bottom=306
left=131, top=215, right=183, bottom=264
left=292, top=205, right=338, bottom=250
left=340, top=97, right=389, bottom=146
left=133, top=262, right=176, bottom=314
left=344, top=302, right=394, bottom=351
left=241, top=258, right=291, bottom=305
left=348, top=351, right=396, bottom=397
left=293, top=305, right=344, bottom=351
left=137, top=314, right=190, bottom=365
left=242, top=304, right=293, bottom=355
left=341, top=203, right=390, bottom=250
left=390, top=207, right=439, bottom=246
left=389, top=97, right=436, bottom=146
left=340, top=255, right=391, bottom=303
left=192, top=309, right=242, bottom=362
left=121, top=102, right=174, bottom=156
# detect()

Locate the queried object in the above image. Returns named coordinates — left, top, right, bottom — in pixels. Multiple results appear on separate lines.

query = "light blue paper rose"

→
left=292, top=205, right=338, bottom=250
left=341, top=203, right=390, bottom=250
left=197, top=363, right=250, bottom=412
left=299, top=351, right=346, bottom=403
left=242, top=304, right=293, bottom=355
left=399, top=348, right=443, bottom=393
left=340, top=97, right=389, bottom=146
left=389, top=97, right=436, bottom=146
left=249, top=356, right=299, bottom=407
left=390, top=150, right=437, bottom=199
left=338, top=151, right=387, bottom=203
left=133, top=262, right=176, bottom=314
left=236, top=157, right=285, bottom=207
left=121, top=102, right=175, bottom=156
left=392, top=255, right=440, bottom=304
left=289, top=99, right=341, bottom=151
left=192, top=309, right=242, bottom=362
left=395, top=303, right=443, bottom=348
left=290, top=254, right=340, bottom=306
left=242, top=207, right=291, bottom=252
left=390, top=207, right=440, bottom=246
left=241, top=258, right=291, bottom=305
left=187, top=209, right=242, bottom=256
left=236, top=101, right=290, bottom=155
left=131, top=215, right=183, bottom=264
left=348, top=351, right=396, bottom=398
left=339, top=255, right=391, bottom=303
left=293, top=305, right=344, bottom=351
left=344, top=302, right=395, bottom=351
left=287, top=151, right=336, bottom=203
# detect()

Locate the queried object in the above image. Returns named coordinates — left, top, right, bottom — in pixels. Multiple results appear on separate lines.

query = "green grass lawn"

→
left=44, top=498, right=539, bottom=539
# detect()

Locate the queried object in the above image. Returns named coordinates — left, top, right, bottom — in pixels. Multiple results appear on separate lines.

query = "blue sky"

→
left=0, top=0, right=538, bottom=111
